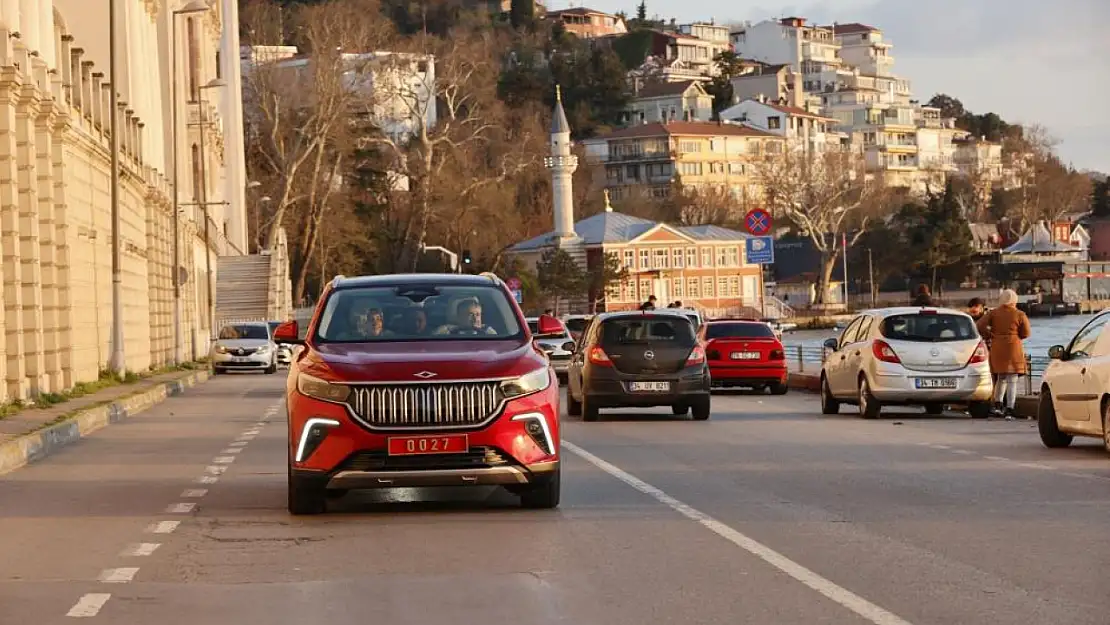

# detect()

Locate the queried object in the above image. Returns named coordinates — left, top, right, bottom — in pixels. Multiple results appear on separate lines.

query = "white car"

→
left=819, top=307, right=993, bottom=418
left=1037, top=309, right=1110, bottom=453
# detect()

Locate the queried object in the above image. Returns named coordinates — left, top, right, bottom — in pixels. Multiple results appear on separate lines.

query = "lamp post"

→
left=170, top=0, right=211, bottom=365
left=196, top=77, right=228, bottom=343
left=107, top=0, right=126, bottom=377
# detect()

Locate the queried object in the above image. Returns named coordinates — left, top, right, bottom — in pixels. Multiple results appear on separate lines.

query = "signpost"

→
left=745, top=235, right=775, bottom=318
left=744, top=208, right=772, bottom=237
left=506, top=277, right=522, bottom=290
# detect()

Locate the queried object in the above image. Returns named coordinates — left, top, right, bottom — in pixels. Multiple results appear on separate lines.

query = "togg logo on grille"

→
left=413, top=371, right=437, bottom=379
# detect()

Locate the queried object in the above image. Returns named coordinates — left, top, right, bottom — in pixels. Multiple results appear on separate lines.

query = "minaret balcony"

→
left=544, top=155, right=579, bottom=169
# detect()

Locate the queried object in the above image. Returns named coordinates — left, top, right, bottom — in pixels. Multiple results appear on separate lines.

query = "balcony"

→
left=605, top=150, right=676, bottom=163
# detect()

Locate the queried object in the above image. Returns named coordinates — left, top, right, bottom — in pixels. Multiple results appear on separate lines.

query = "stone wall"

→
left=0, top=18, right=201, bottom=403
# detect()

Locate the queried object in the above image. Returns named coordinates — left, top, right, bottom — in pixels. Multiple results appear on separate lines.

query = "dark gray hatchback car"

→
left=565, top=311, right=711, bottom=421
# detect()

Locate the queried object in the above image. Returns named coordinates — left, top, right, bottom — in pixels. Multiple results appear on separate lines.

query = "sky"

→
left=550, top=0, right=1110, bottom=173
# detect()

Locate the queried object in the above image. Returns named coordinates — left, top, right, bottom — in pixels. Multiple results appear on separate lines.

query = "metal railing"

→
left=783, top=344, right=1050, bottom=395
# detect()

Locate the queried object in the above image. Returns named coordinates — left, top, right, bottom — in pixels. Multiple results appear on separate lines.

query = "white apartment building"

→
left=718, top=97, right=843, bottom=153
left=833, top=23, right=895, bottom=77
left=678, top=22, right=730, bottom=45
left=627, top=80, right=714, bottom=123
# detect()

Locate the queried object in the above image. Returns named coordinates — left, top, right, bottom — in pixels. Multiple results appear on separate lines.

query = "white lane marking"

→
left=914, top=442, right=932, bottom=446
left=564, top=440, right=915, bottom=625
left=984, top=456, right=1009, bottom=461
left=221, top=448, right=243, bottom=454
left=181, top=488, right=208, bottom=498
left=213, top=456, right=236, bottom=464
left=205, top=465, right=226, bottom=475
left=931, top=445, right=951, bottom=450
left=98, top=568, right=140, bottom=584
left=120, top=543, right=161, bottom=557
left=166, top=503, right=196, bottom=514
left=1061, top=471, right=1110, bottom=482
left=145, top=521, right=180, bottom=534
left=229, top=441, right=248, bottom=447
left=950, top=449, right=973, bottom=455
left=66, top=593, right=112, bottom=617
left=196, top=475, right=219, bottom=484
left=1017, top=462, right=1054, bottom=470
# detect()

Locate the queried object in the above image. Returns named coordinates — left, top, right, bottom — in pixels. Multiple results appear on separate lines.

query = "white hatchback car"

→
left=820, top=307, right=993, bottom=418
left=1037, top=309, right=1110, bottom=453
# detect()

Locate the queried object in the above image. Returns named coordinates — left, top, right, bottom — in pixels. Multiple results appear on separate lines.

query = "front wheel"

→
left=265, top=361, right=278, bottom=374
left=566, top=390, right=582, bottom=417
left=1037, top=391, right=1073, bottom=448
left=520, top=467, right=560, bottom=509
left=288, top=468, right=327, bottom=515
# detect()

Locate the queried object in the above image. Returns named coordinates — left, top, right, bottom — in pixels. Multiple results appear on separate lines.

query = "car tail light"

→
left=686, top=346, right=706, bottom=365
left=769, top=348, right=785, bottom=360
left=872, top=339, right=901, bottom=364
left=588, top=346, right=612, bottom=366
left=967, top=340, right=988, bottom=365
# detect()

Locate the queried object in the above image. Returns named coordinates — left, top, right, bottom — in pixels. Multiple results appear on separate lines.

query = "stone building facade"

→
left=0, top=1, right=252, bottom=404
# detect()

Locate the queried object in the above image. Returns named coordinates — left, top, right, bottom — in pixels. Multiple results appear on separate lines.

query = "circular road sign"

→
left=744, top=208, right=773, bottom=237
left=506, top=277, right=522, bottom=290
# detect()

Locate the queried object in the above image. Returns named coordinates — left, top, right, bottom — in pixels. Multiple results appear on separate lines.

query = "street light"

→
left=170, top=0, right=211, bottom=365
left=194, top=77, right=228, bottom=343
left=108, top=0, right=125, bottom=377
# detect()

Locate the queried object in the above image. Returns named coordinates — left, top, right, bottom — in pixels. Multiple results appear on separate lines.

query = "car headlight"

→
left=296, top=373, right=351, bottom=403
left=500, top=367, right=552, bottom=399
left=215, top=345, right=229, bottom=354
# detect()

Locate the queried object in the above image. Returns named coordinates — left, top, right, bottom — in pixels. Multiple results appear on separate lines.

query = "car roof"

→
left=705, top=318, right=766, bottom=324
left=593, top=310, right=697, bottom=322
left=329, top=273, right=504, bottom=291
left=859, top=306, right=972, bottom=318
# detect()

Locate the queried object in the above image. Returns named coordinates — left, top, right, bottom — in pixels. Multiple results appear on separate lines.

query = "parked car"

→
left=274, top=272, right=562, bottom=514
left=526, top=316, right=575, bottom=380
left=698, top=319, right=788, bottom=394
left=210, top=322, right=279, bottom=374
left=819, top=307, right=992, bottom=419
left=1037, top=309, right=1110, bottom=453
left=566, top=310, right=711, bottom=421
left=561, top=314, right=592, bottom=343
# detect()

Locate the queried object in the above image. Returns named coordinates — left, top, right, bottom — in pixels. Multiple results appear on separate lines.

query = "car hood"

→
left=307, top=339, right=541, bottom=381
left=217, top=339, right=271, bottom=350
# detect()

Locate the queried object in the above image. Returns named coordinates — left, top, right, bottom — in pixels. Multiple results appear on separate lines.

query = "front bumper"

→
left=585, top=366, right=710, bottom=408
left=868, top=364, right=993, bottom=403
left=287, top=381, right=561, bottom=489
left=211, top=350, right=273, bottom=369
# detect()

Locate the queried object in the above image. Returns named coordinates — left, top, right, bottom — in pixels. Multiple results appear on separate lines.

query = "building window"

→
left=726, top=247, right=739, bottom=267
left=186, top=17, right=199, bottom=100
left=622, top=249, right=635, bottom=270
left=703, top=277, right=714, bottom=298
left=639, top=279, right=652, bottom=299
left=687, top=278, right=700, bottom=298
left=652, top=248, right=669, bottom=269
left=718, top=277, right=728, bottom=297
left=622, top=278, right=636, bottom=301
left=672, top=247, right=684, bottom=268
left=716, top=246, right=728, bottom=266
left=728, top=276, right=740, bottom=296
left=606, top=282, right=621, bottom=301
left=701, top=247, right=712, bottom=267
left=638, top=249, right=649, bottom=269
left=768, top=116, right=781, bottom=129
left=673, top=278, right=684, bottom=298
left=686, top=247, right=698, bottom=268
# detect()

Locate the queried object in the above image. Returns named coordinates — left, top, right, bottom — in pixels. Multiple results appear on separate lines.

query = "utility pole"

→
left=108, top=0, right=126, bottom=378
left=867, top=247, right=876, bottom=308
left=841, top=232, right=849, bottom=309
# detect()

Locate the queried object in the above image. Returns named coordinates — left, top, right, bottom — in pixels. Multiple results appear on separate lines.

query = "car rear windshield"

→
left=705, top=322, right=775, bottom=340
left=219, top=324, right=269, bottom=340
left=600, top=316, right=696, bottom=346
left=880, top=313, right=977, bottom=342
left=314, top=284, right=523, bottom=342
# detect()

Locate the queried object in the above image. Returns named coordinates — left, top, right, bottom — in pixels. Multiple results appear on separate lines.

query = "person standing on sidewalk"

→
left=975, top=289, right=1031, bottom=419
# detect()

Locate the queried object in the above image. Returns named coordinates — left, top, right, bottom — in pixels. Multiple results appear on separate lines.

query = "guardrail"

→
left=783, top=345, right=1050, bottom=395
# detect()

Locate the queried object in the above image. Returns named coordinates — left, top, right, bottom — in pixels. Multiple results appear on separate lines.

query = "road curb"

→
left=786, top=372, right=1039, bottom=418
left=0, top=369, right=211, bottom=476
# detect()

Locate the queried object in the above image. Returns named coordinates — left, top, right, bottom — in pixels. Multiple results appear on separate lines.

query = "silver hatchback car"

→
left=820, top=307, right=993, bottom=418
left=210, top=322, right=279, bottom=375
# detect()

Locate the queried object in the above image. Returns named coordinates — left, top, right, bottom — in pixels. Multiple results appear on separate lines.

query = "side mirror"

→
left=535, top=313, right=564, bottom=338
left=823, top=338, right=839, bottom=351
left=562, top=341, right=576, bottom=352
left=1047, top=345, right=1065, bottom=360
left=273, top=320, right=303, bottom=345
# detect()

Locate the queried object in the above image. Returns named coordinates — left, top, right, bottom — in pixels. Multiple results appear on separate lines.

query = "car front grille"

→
left=337, top=446, right=512, bottom=472
left=346, top=381, right=504, bottom=429
left=224, top=347, right=258, bottom=356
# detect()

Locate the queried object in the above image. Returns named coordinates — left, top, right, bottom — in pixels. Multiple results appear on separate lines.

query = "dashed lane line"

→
left=119, top=543, right=161, bottom=557
left=66, top=593, right=112, bottom=618
left=165, top=502, right=196, bottom=514
left=98, top=568, right=140, bottom=584
left=145, top=521, right=180, bottom=534
left=181, top=489, right=208, bottom=498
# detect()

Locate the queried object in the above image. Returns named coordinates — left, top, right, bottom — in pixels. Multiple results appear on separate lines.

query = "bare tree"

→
left=754, top=144, right=882, bottom=306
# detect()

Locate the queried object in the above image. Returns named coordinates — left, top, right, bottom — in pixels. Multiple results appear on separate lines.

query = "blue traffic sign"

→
left=744, top=208, right=772, bottom=237
left=512, top=289, right=523, bottom=303
left=745, top=236, right=775, bottom=264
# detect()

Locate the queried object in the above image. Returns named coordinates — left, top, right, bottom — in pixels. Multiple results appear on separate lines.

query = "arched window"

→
left=186, top=17, right=199, bottom=100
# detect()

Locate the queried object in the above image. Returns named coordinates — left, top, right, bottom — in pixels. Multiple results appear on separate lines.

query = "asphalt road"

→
left=1, top=373, right=1108, bottom=625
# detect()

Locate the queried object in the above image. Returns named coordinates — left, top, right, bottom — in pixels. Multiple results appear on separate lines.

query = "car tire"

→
left=968, top=401, right=990, bottom=419
left=582, top=395, right=599, bottom=422
left=520, top=466, right=560, bottom=509
left=925, top=403, right=944, bottom=415
left=265, top=360, right=278, bottom=374
left=858, top=378, right=881, bottom=419
left=769, top=383, right=788, bottom=395
left=671, top=404, right=688, bottom=415
left=690, top=396, right=711, bottom=421
left=287, top=466, right=327, bottom=515
left=213, top=367, right=226, bottom=375
left=820, top=375, right=840, bottom=415
left=1102, top=399, right=1110, bottom=455
left=1037, top=391, right=1072, bottom=449
left=566, top=390, right=582, bottom=417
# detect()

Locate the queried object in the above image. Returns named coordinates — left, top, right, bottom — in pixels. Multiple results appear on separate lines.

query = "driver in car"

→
left=434, top=298, right=497, bottom=336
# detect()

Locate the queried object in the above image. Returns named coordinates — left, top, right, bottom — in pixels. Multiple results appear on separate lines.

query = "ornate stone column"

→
left=35, top=68, right=60, bottom=391
left=59, top=35, right=73, bottom=104
left=51, top=81, right=73, bottom=388
left=0, top=47, right=27, bottom=399
left=16, top=53, right=46, bottom=394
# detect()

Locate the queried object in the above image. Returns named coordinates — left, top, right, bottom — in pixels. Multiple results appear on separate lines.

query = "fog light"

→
left=295, top=418, right=340, bottom=462
left=511, top=412, right=555, bottom=455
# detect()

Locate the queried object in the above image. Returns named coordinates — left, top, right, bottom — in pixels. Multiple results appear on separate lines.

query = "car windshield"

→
left=219, top=324, right=270, bottom=340
left=314, top=284, right=524, bottom=342
left=601, top=316, right=696, bottom=346
left=705, top=322, right=775, bottom=339
left=565, top=318, right=589, bottom=333
left=880, top=313, right=977, bottom=343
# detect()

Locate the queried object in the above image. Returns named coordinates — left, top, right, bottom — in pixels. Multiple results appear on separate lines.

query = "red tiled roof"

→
left=831, top=23, right=878, bottom=34
left=762, top=101, right=834, bottom=120
left=594, top=121, right=782, bottom=140
left=547, top=7, right=614, bottom=17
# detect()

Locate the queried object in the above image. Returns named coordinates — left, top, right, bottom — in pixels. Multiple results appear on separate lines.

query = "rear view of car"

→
left=566, top=311, right=711, bottom=421
left=820, top=307, right=992, bottom=418
left=527, top=317, right=575, bottom=380
left=700, top=320, right=788, bottom=394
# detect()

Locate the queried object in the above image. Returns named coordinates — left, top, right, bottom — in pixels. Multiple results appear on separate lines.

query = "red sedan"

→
left=698, top=319, right=788, bottom=395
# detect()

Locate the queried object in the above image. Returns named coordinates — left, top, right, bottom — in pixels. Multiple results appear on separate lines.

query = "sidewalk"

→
left=0, top=368, right=210, bottom=475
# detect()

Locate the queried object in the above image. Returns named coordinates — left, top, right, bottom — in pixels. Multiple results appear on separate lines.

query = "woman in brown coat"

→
left=975, top=289, right=1031, bottom=418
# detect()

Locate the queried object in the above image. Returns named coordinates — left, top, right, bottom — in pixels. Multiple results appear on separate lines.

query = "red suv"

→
left=698, top=319, right=789, bottom=394
left=273, top=273, right=562, bottom=514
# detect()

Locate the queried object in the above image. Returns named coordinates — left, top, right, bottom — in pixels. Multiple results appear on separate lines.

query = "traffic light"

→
left=462, top=250, right=472, bottom=265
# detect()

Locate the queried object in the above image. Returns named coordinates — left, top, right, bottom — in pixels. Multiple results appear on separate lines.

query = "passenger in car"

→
left=433, top=298, right=498, bottom=335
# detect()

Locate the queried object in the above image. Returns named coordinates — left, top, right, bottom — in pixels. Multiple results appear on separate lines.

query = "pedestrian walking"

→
left=912, top=284, right=934, bottom=306
left=639, top=295, right=657, bottom=311
left=975, top=289, right=1031, bottom=419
